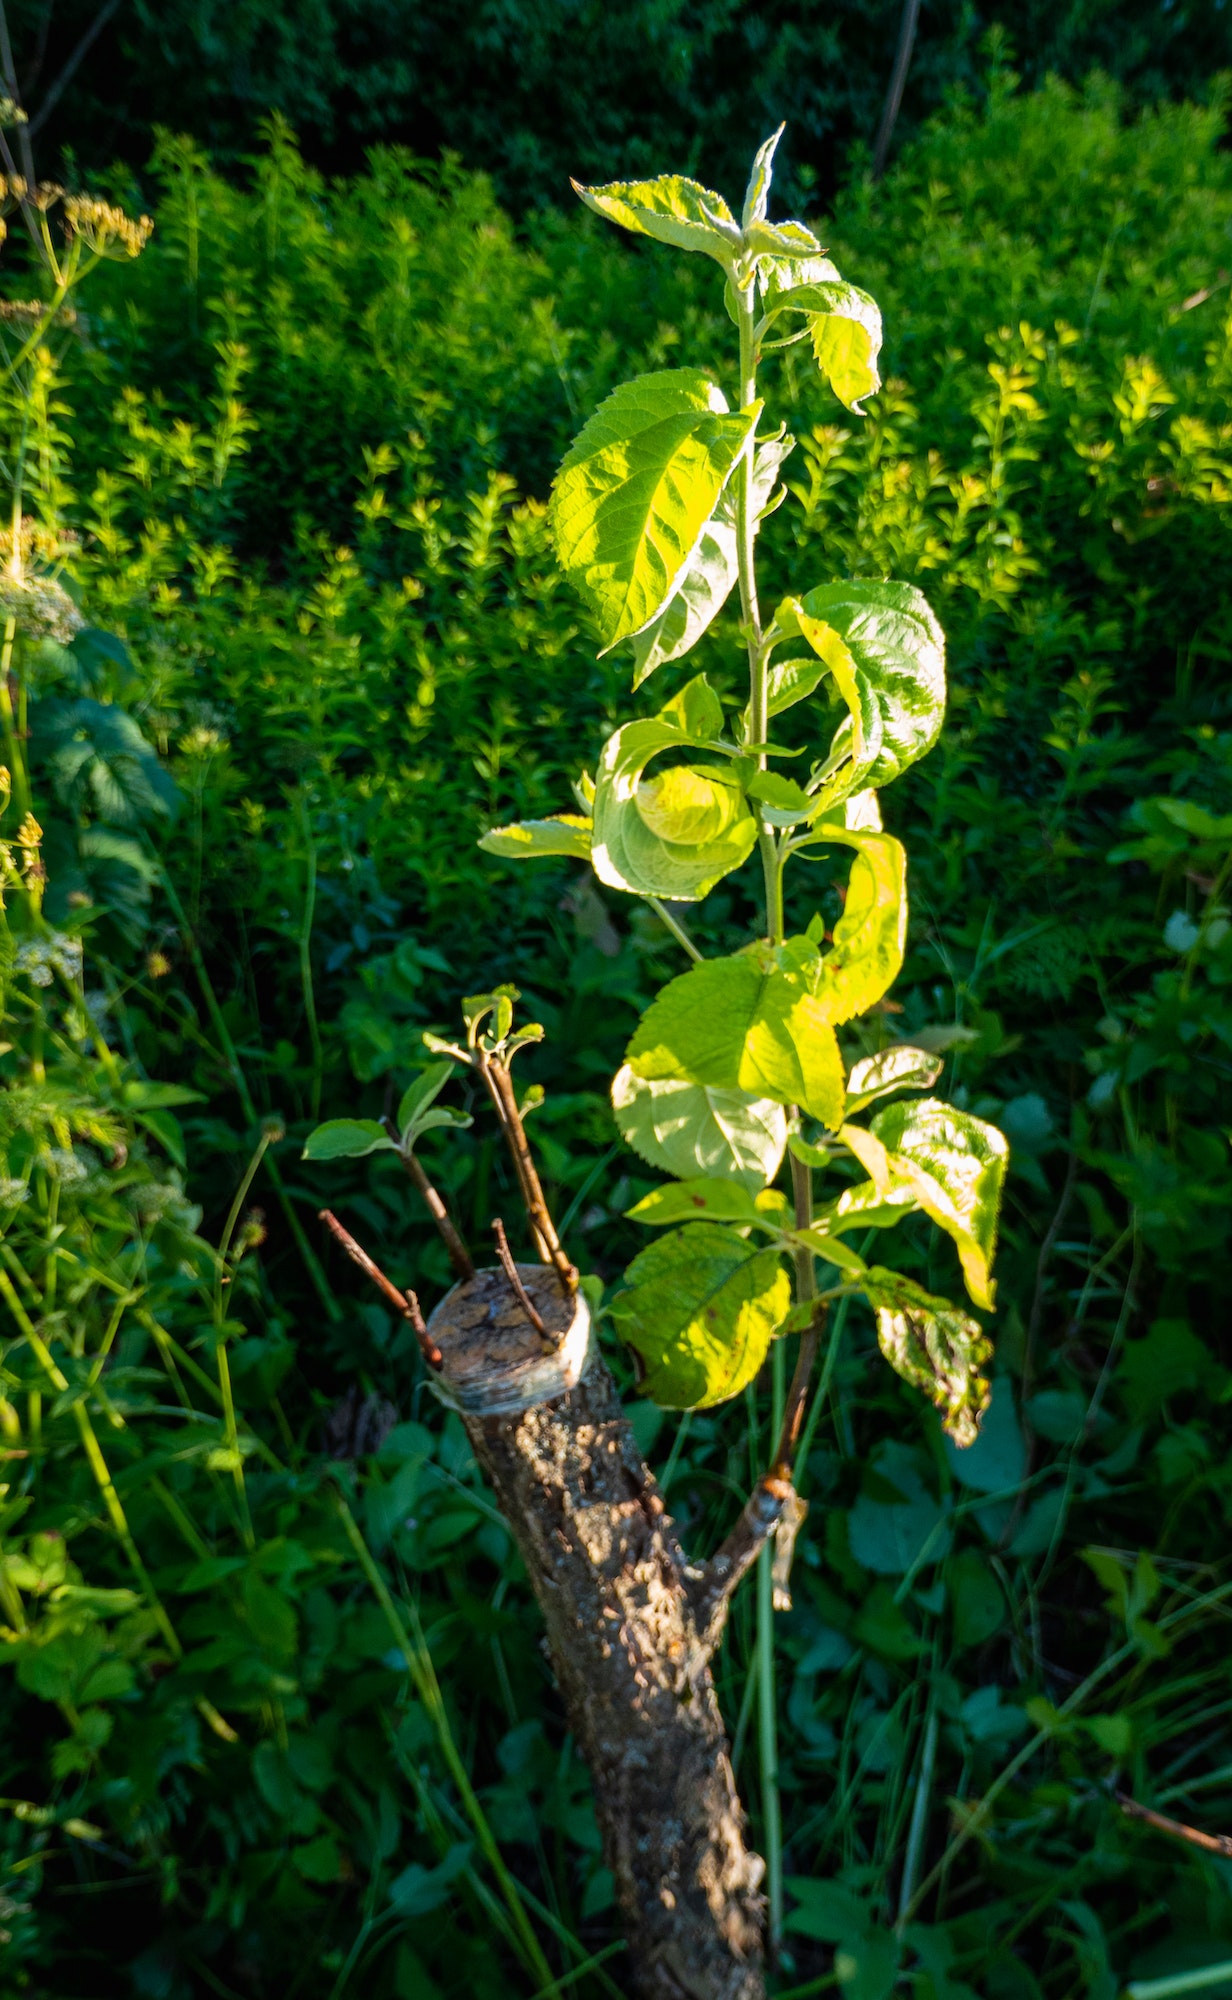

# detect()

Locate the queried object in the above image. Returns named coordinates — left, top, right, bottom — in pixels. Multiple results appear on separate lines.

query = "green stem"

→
left=332, top=1487, right=553, bottom=1990
left=0, top=613, right=29, bottom=820
left=152, top=852, right=342, bottom=1322
left=297, top=793, right=324, bottom=1121
left=646, top=895, right=703, bottom=961
left=734, top=281, right=780, bottom=944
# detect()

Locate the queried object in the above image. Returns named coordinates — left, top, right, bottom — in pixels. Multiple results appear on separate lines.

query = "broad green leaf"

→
left=626, top=943, right=845, bottom=1127
left=573, top=174, right=740, bottom=268
left=479, top=814, right=592, bottom=861
left=592, top=681, right=757, bottom=899
left=766, top=655, right=830, bottom=716
left=612, top=1065, right=786, bottom=1189
left=626, top=1177, right=766, bottom=1228
left=396, top=1062, right=456, bottom=1134
left=813, top=1176, right=920, bottom=1235
left=845, top=1045, right=944, bottom=1116
left=779, top=599, right=864, bottom=749
left=302, top=1119, right=395, bottom=1162
left=870, top=1098, right=1009, bottom=1311
left=861, top=1265, right=992, bottom=1446
left=759, top=259, right=883, bottom=411
left=630, top=516, right=737, bottom=689
left=551, top=371, right=759, bottom=652
left=741, top=125, right=784, bottom=231
left=744, top=217, right=824, bottom=262
left=745, top=770, right=816, bottom=828
left=797, top=580, right=946, bottom=803
left=814, top=831, right=908, bottom=1022
left=610, top=1221, right=791, bottom=1407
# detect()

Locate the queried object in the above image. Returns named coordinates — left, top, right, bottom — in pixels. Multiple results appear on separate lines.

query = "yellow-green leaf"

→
left=610, top=1221, right=791, bottom=1408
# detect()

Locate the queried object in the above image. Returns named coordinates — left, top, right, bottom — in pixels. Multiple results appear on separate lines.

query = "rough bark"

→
left=430, top=1268, right=766, bottom=2000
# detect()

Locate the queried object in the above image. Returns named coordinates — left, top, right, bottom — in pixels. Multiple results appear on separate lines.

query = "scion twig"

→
left=490, top=1218, right=555, bottom=1348
left=318, top=1209, right=442, bottom=1368
left=478, top=1052, right=578, bottom=1297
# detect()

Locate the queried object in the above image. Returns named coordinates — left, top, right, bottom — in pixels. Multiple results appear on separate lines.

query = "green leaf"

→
left=741, top=126, right=785, bottom=231
left=791, top=1226, right=870, bottom=1276
left=813, top=1175, right=920, bottom=1236
left=745, top=770, right=816, bottom=827
left=869, top=1098, right=1009, bottom=1311
left=550, top=369, right=758, bottom=650
left=813, top=831, right=908, bottom=1022
left=627, top=1177, right=790, bottom=1230
left=796, top=580, right=946, bottom=804
left=610, top=1221, right=791, bottom=1407
left=572, top=175, right=740, bottom=268
left=861, top=1265, right=992, bottom=1446
left=479, top=814, right=592, bottom=860
left=302, top=1118, right=395, bottom=1162
left=612, top=1065, right=787, bottom=1189
left=630, top=516, right=737, bottom=689
left=844, top=1044, right=943, bottom=1115
left=396, top=1063, right=472, bottom=1149
left=766, top=655, right=831, bottom=717
left=592, top=679, right=757, bottom=899
left=626, top=942, right=845, bottom=1127
left=759, top=257, right=883, bottom=411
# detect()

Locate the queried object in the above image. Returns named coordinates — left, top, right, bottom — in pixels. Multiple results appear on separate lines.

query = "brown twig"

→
left=491, top=1218, right=554, bottom=1349
left=771, top=1302, right=827, bottom=1479
left=318, top=1209, right=442, bottom=1368
left=480, top=1053, right=577, bottom=1297
left=688, top=1475, right=793, bottom=1654
left=1117, top=1792, right=1232, bottom=1858
left=397, top=1146, right=476, bottom=1282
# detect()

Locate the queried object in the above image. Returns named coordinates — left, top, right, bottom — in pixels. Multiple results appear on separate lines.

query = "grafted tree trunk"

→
left=430, top=1266, right=767, bottom=2000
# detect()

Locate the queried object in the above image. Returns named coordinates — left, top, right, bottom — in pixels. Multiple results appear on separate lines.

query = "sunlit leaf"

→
left=550, top=369, right=757, bottom=650
left=795, top=580, right=946, bottom=806
left=845, top=1045, right=944, bottom=1115
left=861, top=1265, right=993, bottom=1446
left=760, top=256, right=883, bottom=410
left=610, top=1221, right=791, bottom=1407
left=626, top=1176, right=766, bottom=1227
left=612, top=1065, right=787, bottom=1189
left=870, top=1098, right=1009, bottom=1311
left=592, top=677, right=757, bottom=899
left=573, top=174, right=740, bottom=268
left=630, top=516, right=737, bottom=689
left=626, top=943, right=845, bottom=1127
left=479, top=814, right=592, bottom=860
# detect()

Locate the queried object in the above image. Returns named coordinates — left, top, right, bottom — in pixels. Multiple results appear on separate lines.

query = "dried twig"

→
left=1117, top=1791, right=1232, bottom=1858
left=491, top=1218, right=555, bottom=1349
left=318, top=1209, right=442, bottom=1368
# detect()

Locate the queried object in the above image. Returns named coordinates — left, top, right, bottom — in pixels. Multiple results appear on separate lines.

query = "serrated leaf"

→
left=626, top=944, right=845, bottom=1127
left=845, top=1045, right=944, bottom=1115
left=759, top=262, right=883, bottom=411
left=796, top=580, right=946, bottom=806
left=573, top=174, right=740, bottom=267
left=610, top=1221, right=791, bottom=1407
left=479, top=814, right=592, bottom=860
left=745, top=217, right=824, bottom=261
left=302, top=1119, right=395, bottom=1162
left=592, top=681, right=757, bottom=899
left=612, top=1065, right=786, bottom=1189
left=551, top=371, right=759, bottom=652
left=862, top=1265, right=992, bottom=1446
left=626, top=1177, right=766, bottom=1228
left=870, top=1098, right=1009, bottom=1311
left=630, top=516, right=738, bottom=689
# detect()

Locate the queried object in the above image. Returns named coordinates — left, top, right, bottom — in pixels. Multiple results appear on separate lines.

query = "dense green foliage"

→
left=9, top=0, right=1232, bottom=210
left=1, top=71, right=1231, bottom=2000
